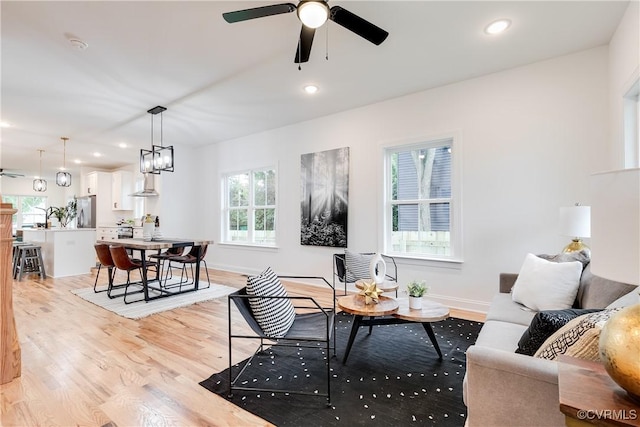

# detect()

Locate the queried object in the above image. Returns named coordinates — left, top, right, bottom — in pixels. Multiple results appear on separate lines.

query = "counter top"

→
left=22, top=228, right=96, bottom=232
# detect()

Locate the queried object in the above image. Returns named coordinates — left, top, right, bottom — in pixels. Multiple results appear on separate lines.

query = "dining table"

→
left=103, top=238, right=213, bottom=302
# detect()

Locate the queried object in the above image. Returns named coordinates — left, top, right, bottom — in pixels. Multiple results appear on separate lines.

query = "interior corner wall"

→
left=608, top=0, right=640, bottom=170
left=199, top=47, right=610, bottom=311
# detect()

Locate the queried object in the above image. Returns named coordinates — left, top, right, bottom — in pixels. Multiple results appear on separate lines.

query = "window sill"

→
left=387, top=254, right=463, bottom=269
left=218, top=242, right=279, bottom=251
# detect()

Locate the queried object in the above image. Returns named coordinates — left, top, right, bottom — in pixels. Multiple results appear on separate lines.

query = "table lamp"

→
left=559, top=204, right=591, bottom=253
left=591, top=168, right=640, bottom=404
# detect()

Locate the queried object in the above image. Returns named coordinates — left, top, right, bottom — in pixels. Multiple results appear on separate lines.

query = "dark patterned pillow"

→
left=534, top=308, right=621, bottom=360
left=246, top=267, right=296, bottom=338
left=345, top=250, right=374, bottom=282
left=515, top=308, right=602, bottom=356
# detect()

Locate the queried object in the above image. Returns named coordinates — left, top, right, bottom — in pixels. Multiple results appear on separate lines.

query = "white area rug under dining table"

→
left=72, top=280, right=237, bottom=319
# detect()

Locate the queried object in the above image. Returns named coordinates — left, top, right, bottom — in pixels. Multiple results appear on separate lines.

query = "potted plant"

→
left=406, top=280, right=428, bottom=310
left=50, top=199, right=78, bottom=228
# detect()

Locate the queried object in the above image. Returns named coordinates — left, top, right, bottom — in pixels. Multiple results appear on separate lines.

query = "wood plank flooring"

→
left=1, top=268, right=485, bottom=426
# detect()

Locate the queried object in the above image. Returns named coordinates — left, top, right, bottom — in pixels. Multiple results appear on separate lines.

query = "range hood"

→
left=130, top=173, right=159, bottom=197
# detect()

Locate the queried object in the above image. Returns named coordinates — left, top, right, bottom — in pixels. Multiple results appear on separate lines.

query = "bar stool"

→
left=12, top=241, right=30, bottom=277
left=13, top=244, right=46, bottom=281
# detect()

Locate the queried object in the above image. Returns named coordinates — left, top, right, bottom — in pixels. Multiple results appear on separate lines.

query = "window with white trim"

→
left=384, top=138, right=461, bottom=261
left=1, top=195, right=47, bottom=235
left=223, top=168, right=276, bottom=245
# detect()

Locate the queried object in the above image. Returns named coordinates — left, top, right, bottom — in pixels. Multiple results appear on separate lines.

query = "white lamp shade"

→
left=559, top=205, right=591, bottom=238
left=590, top=168, right=640, bottom=286
left=297, top=1, right=329, bottom=28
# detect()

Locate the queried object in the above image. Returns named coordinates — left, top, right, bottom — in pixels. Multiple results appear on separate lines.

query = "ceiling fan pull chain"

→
left=326, top=22, right=329, bottom=61
left=298, top=37, right=302, bottom=71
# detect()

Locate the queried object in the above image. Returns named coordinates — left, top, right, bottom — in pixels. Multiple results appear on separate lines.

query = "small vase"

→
left=369, top=252, right=387, bottom=285
left=142, top=222, right=154, bottom=241
left=409, top=296, right=422, bottom=310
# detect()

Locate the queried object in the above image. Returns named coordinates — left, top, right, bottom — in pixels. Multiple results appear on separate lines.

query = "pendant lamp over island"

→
left=33, top=149, right=47, bottom=192
left=140, top=106, right=174, bottom=174
left=56, top=137, right=72, bottom=187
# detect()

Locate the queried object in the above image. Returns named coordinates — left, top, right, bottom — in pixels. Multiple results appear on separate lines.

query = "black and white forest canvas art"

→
left=300, top=147, right=349, bottom=247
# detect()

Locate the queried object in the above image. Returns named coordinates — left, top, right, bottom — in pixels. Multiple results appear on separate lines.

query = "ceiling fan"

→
left=222, top=0, right=389, bottom=64
left=0, top=169, right=24, bottom=178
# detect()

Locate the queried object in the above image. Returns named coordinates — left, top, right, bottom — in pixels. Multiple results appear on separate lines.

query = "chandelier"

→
left=33, top=149, right=47, bottom=192
left=140, top=106, right=174, bottom=174
left=56, top=137, right=72, bottom=187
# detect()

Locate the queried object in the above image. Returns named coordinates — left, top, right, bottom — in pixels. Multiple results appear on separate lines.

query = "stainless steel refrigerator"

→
left=76, top=195, right=96, bottom=228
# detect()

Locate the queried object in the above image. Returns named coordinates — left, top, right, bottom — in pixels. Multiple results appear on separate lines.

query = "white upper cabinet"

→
left=112, top=170, right=133, bottom=211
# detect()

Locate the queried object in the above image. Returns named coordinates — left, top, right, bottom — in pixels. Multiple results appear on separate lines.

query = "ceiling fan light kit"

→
left=297, top=0, right=329, bottom=28
left=222, top=0, right=388, bottom=64
left=56, top=136, right=72, bottom=187
left=140, top=106, right=174, bottom=175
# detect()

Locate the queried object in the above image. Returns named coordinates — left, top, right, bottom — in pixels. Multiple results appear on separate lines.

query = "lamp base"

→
left=562, top=238, right=589, bottom=254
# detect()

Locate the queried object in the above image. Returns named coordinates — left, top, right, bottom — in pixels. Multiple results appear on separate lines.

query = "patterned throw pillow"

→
left=516, top=308, right=603, bottom=356
left=345, top=250, right=374, bottom=282
left=534, top=308, right=621, bottom=361
left=246, top=267, right=296, bottom=338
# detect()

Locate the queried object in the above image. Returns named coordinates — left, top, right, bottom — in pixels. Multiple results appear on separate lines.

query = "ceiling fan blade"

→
left=294, top=25, right=315, bottom=64
left=223, top=3, right=296, bottom=23
left=329, top=5, right=389, bottom=45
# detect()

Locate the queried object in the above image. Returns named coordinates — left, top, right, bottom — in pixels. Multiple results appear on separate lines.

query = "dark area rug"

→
left=200, top=312, right=482, bottom=426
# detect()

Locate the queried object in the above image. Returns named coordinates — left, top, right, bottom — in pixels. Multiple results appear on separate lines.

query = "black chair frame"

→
left=333, top=252, right=398, bottom=295
left=228, top=275, right=336, bottom=406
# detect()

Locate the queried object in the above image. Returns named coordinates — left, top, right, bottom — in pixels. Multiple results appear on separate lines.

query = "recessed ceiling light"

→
left=0, top=121, right=12, bottom=128
left=93, top=152, right=101, bottom=157
left=119, top=142, right=127, bottom=148
left=485, top=19, right=511, bottom=35
left=74, top=159, right=82, bottom=164
left=304, top=85, right=319, bottom=94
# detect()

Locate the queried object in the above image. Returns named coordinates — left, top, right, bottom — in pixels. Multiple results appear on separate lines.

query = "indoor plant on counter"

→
left=51, top=198, right=77, bottom=228
left=406, top=280, right=428, bottom=310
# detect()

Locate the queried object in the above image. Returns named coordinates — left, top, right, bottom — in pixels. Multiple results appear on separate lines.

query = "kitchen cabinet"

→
left=97, top=226, right=119, bottom=242
left=112, top=170, right=133, bottom=211
left=21, top=229, right=97, bottom=278
left=81, top=171, right=110, bottom=197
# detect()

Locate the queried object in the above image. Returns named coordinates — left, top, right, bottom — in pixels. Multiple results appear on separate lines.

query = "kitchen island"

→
left=22, top=228, right=97, bottom=278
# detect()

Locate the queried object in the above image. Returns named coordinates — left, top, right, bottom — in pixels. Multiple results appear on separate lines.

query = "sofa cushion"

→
left=577, top=264, right=638, bottom=309
left=606, top=289, right=639, bottom=309
left=246, top=267, right=296, bottom=338
left=474, top=320, right=528, bottom=352
left=515, top=308, right=602, bottom=356
left=485, top=293, right=537, bottom=326
left=534, top=308, right=621, bottom=361
left=512, top=253, right=582, bottom=311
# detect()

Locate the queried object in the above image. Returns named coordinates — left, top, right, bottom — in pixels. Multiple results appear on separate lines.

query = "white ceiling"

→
left=0, top=1, right=629, bottom=180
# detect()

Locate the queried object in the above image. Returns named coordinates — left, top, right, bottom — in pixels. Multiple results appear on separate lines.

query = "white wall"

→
left=192, top=47, right=611, bottom=312
left=1, top=175, right=76, bottom=212
left=608, top=1, right=640, bottom=169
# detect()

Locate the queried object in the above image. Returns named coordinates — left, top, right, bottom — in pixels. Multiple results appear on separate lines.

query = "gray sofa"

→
left=463, top=262, right=638, bottom=427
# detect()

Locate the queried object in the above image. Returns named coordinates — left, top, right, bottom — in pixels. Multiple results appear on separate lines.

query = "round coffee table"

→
left=337, top=295, right=449, bottom=364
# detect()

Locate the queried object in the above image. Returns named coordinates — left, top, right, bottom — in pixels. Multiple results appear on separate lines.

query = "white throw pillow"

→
left=511, top=253, right=583, bottom=311
left=606, top=289, right=640, bottom=309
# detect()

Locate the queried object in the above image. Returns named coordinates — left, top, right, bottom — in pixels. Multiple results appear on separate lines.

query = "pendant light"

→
left=140, top=106, right=174, bottom=174
left=56, top=137, right=72, bottom=187
left=33, top=149, right=47, bottom=192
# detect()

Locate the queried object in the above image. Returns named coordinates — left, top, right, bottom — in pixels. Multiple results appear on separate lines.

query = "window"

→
left=384, top=138, right=461, bottom=261
left=1, top=195, right=47, bottom=234
left=223, top=168, right=276, bottom=245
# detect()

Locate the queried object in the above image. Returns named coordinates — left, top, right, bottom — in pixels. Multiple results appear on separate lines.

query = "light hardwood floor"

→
left=1, top=267, right=485, bottom=426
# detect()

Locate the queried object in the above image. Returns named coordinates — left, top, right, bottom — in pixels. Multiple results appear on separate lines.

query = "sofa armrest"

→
left=464, top=345, right=565, bottom=427
left=499, top=273, right=518, bottom=293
